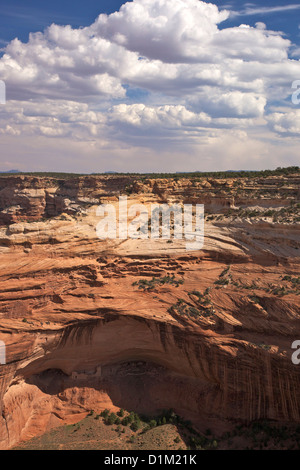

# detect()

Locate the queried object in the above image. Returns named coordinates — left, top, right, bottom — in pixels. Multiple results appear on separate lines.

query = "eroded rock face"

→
left=0, top=173, right=299, bottom=449
left=0, top=173, right=299, bottom=224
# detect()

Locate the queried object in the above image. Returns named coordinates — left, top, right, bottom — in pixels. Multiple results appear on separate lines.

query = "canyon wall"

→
left=0, top=173, right=299, bottom=448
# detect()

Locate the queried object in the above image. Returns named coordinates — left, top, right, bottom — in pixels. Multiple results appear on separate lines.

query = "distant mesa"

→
left=0, top=169, right=20, bottom=173
left=90, top=171, right=118, bottom=175
left=225, top=170, right=255, bottom=173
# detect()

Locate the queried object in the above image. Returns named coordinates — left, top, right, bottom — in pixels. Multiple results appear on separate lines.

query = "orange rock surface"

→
left=0, top=173, right=299, bottom=449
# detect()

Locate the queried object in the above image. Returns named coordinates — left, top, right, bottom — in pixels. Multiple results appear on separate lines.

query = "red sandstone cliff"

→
left=0, top=173, right=299, bottom=449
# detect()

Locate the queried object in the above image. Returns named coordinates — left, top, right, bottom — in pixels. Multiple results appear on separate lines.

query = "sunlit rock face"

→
left=0, top=173, right=299, bottom=449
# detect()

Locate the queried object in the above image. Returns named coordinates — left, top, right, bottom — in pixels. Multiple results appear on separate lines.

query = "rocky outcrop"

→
left=0, top=173, right=299, bottom=224
left=0, top=172, right=299, bottom=449
left=0, top=175, right=135, bottom=224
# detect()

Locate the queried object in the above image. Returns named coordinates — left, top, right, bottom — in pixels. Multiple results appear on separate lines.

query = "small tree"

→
left=100, top=409, right=110, bottom=418
left=122, top=416, right=130, bottom=426
left=130, top=420, right=141, bottom=432
left=106, top=412, right=117, bottom=425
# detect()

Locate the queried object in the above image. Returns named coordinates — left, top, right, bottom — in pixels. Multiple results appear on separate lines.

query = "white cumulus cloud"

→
left=0, top=0, right=299, bottom=171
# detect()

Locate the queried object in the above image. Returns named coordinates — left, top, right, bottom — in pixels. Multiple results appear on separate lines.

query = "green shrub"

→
left=106, top=412, right=118, bottom=425
left=130, top=420, right=141, bottom=432
left=100, top=409, right=110, bottom=418
left=122, top=416, right=130, bottom=426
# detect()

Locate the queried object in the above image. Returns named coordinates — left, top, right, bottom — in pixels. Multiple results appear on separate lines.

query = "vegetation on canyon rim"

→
left=1, top=166, right=298, bottom=180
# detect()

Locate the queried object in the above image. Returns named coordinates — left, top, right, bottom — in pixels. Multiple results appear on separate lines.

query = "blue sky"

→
left=1, top=1, right=299, bottom=47
left=0, top=0, right=300, bottom=172
left=0, top=1, right=123, bottom=44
